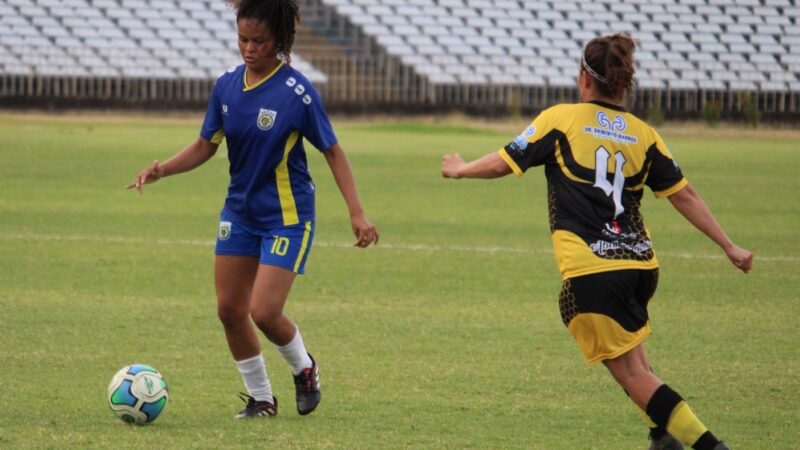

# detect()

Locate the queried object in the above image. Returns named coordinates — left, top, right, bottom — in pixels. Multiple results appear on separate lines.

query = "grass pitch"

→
left=0, top=113, right=798, bottom=449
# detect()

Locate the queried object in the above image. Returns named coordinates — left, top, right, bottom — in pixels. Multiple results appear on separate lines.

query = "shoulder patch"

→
left=512, top=135, right=528, bottom=150
left=523, top=125, right=536, bottom=137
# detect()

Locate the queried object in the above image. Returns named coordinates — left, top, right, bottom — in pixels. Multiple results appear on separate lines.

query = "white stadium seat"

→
left=0, top=0, right=328, bottom=82
left=1, top=0, right=797, bottom=93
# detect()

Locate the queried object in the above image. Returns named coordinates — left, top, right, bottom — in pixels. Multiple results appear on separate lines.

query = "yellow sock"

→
left=666, top=401, right=708, bottom=445
left=646, top=384, right=720, bottom=448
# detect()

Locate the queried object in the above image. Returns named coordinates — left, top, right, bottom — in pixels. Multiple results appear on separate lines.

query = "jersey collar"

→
left=588, top=100, right=627, bottom=112
left=243, top=62, right=284, bottom=92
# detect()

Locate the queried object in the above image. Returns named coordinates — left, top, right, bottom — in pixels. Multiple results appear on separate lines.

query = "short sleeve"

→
left=300, top=84, right=337, bottom=152
left=497, top=109, right=557, bottom=176
left=646, top=131, right=688, bottom=198
left=200, top=81, right=225, bottom=145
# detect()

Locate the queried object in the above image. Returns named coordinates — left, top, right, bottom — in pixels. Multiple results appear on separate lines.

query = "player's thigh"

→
left=214, top=212, right=261, bottom=306
left=249, top=263, right=297, bottom=320
left=250, top=222, right=314, bottom=315
left=215, top=255, right=260, bottom=317
left=603, top=343, right=652, bottom=382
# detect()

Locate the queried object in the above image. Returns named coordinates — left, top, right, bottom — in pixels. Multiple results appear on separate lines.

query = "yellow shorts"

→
left=559, top=269, right=659, bottom=365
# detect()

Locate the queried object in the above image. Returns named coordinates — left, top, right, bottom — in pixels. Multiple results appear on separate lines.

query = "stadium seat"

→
left=0, top=0, right=327, bottom=82
left=2, top=0, right=798, bottom=97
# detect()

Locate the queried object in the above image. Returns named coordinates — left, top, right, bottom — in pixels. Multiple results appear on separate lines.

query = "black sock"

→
left=646, top=385, right=721, bottom=449
left=692, top=431, right=721, bottom=450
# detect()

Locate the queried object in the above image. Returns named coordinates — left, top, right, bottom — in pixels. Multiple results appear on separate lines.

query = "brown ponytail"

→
left=582, top=34, right=636, bottom=100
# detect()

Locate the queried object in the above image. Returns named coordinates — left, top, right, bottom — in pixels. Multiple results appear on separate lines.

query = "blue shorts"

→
left=215, top=212, right=315, bottom=274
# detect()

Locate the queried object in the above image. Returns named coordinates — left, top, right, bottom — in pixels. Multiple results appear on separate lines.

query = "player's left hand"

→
left=725, top=244, right=753, bottom=273
left=441, top=153, right=465, bottom=179
left=351, top=213, right=379, bottom=248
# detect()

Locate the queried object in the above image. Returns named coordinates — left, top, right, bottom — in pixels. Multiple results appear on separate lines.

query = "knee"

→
left=217, top=298, right=249, bottom=328
left=250, top=306, right=281, bottom=331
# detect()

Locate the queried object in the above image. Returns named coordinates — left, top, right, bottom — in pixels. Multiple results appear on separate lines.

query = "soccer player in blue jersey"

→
left=442, top=35, right=751, bottom=449
left=127, top=0, right=378, bottom=419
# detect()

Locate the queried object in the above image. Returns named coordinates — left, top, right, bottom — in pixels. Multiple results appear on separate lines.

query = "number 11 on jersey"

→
left=594, top=146, right=627, bottom=219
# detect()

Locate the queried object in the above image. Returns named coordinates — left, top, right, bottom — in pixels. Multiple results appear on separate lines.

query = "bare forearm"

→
left=323, top=144, right=379, bottom=247
left=442, top=151, right=512, bottom=179
left=668, top=183, right=753, bottom=272
left=324, top=144, right=364, bottom=216
left=160, top=137, right=218, bottom=177
left=668, top=184, right=733, bottom=251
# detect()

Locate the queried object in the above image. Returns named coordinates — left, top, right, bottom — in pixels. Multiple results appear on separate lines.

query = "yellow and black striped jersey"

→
left=498, top=101, right=688, bottom=280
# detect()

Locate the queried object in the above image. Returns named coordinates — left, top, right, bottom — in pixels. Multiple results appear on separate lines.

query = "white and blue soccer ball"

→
left=107, top=364, right=169, bottom=425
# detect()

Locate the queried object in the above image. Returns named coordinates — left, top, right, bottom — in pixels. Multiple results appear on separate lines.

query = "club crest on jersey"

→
left=218, top=221, right=232, bottom=241
left=257, top=108, right=277, bottom=131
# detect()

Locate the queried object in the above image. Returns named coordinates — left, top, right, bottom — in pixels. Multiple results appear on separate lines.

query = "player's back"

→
left=500, top=101, right=687, bottom=279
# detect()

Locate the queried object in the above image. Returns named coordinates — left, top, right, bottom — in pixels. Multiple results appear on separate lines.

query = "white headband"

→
left=581, top=56, right=608, bottom=84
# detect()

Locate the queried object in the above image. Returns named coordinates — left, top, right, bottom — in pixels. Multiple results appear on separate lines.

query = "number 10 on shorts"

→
left=271, top=236, right=290, bottom=256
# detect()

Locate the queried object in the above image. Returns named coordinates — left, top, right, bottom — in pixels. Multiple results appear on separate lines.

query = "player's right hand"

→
left=441, top=153, right=465, bottom=179
left=726, top=245, right=753, bottom=273
left=126, top=160, right=164, bottom=194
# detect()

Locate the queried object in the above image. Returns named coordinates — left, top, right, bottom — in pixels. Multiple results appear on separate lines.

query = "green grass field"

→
left=1, top=113, right=798, bottom=449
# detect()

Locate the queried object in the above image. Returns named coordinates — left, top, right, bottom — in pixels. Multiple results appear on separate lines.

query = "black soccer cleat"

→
left=293, top=354, right=321, bottom=415
left=648, top=431, right=684, bottom=450
left=234, top=392, right=278, bottom=419
left=712, top=443, right=730, bottom=450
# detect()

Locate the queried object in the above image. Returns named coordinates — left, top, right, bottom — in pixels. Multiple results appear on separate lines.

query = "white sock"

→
left=277, top=329, right=313, bottom=375
left=234, top=354, right=273, bottom=402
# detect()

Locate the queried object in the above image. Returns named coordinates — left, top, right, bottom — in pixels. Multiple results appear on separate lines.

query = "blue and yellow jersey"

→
left=200, top=63, right=337, bottom=229
left=499, top=101, right=687, bottom=280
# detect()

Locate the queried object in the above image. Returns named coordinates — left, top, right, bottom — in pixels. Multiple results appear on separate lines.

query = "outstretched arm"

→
left=668, top=183, right=753, bottom=273
left=441, top=152, right=512, bottom=179
left=323, top=143, right=379, bottom=248
left=127, top=137, right=219, bottom=194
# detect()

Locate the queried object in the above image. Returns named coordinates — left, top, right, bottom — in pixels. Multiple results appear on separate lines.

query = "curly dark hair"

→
left=582, top=34, right=636, bottom=100
left=225, top=0, right=300, bottom=64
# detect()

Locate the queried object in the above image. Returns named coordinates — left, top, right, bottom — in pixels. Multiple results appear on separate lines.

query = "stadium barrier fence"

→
left=4, top=69, right=798, bottom=119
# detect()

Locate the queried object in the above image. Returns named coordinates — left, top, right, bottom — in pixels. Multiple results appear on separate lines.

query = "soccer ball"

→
left=107, top=364, right=169, bottom=425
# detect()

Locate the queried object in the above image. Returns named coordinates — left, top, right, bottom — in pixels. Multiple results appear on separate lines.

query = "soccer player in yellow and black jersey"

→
left=442, top=34, right=752, bottom=450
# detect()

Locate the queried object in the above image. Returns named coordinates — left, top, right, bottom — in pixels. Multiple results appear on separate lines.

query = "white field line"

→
left=4, top=232, right=799, bottom=263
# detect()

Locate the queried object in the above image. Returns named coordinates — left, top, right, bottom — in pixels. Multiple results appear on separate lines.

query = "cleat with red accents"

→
left=293, top=354, right=321, bottom=415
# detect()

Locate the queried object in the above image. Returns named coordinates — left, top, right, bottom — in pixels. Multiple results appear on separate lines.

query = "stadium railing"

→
left=2, top=0, right=799, bottom=118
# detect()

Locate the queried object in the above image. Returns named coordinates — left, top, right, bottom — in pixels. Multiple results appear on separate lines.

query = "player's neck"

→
left=245, top=59, right=282, bottom=86
left=583, top=93, right=623, bottom=108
